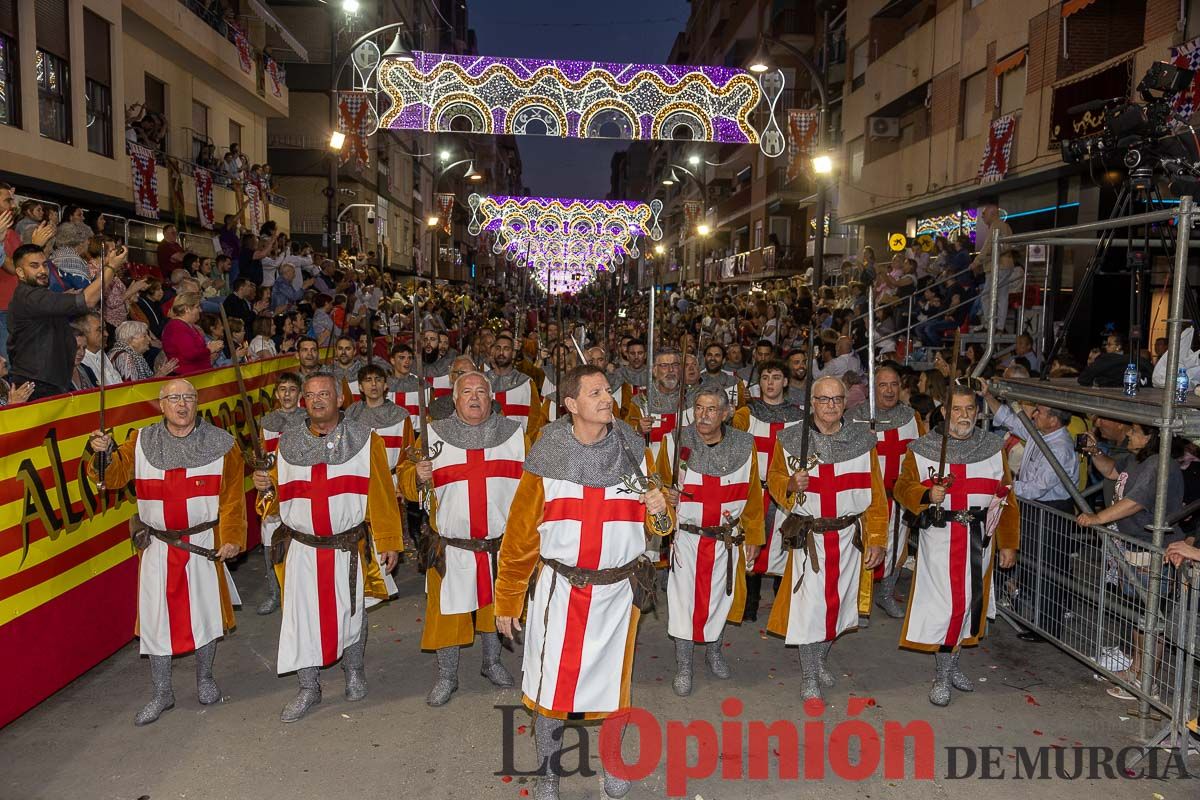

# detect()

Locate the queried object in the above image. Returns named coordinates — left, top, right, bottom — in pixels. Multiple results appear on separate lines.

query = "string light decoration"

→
left=915, top=208, right=979, bottom=243
left=380, top=52, right=787, bottom=156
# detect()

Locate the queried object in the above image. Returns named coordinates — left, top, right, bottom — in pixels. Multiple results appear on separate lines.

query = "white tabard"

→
left=493, top=379, right=535, bottom=433
left=746, top=413, right=801, bottom=576
left=873, top=415, right=921, bottom=577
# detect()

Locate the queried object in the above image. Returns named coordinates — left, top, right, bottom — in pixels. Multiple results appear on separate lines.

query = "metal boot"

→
left=256, top=545, right=280, bottom=615
left=134, top=655, right=175, bottom=726
left=673, top=639, right=695, bottom=697
left=705, top=629, right=731, bottom=679
left=343, top=624, right=368, bottom=701
left=817, top=640, right=836, bottom=688
left=601, top=714, right=632, bottom=798
left=480, top=631, right=514, bottom=687
left=426, top=646, right=460, bottom=706
left=875, top=569, right=905, bottom=618
left=280, top=667, right=322, bottom=722
left=949, top=651, right=974, bottom=692
left=534, top=714, right=564, bottom=800
left=797, top=643, right=823, bottom=702
left=930, top=652, right=953, bottom=707
left=195, top=641, right=220, bottom=705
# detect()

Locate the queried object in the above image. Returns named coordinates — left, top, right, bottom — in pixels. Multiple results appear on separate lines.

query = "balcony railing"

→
left=177, top=0, right=288, bottom=95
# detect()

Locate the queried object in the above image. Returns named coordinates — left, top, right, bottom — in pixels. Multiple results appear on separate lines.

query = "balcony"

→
left=717, top=184, right=752, bottom=226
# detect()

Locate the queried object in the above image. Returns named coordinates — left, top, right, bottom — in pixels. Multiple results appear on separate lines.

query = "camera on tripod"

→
left=1059, top=61, right=1200, bottom=194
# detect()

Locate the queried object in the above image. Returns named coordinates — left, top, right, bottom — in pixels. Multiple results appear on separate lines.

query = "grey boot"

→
left=343, top=624, right=368, bottom=701
left=134, top=655, right=175, bottom=726
left=256, top=546, right=280, bottom=615
left=949, top=651, right=974, bottom=692
left=875, top=569, right=905, bottom=618
left=601, top=715, right=633, bottom=798
left=534, top=713, right=564, bottom=800
left=281, top=667, right=322, bottom=722
left=858, top=614, right=871, bottom=628
left=480, top=631, right=514, bottom=687
left=817, top=640, right=836, bottom=688
left=673, top=639, right=695, bottom=696
left=797, top=644, right=823, bottom=702
left=195, top=641, right=220, bottom=705
left=930, top=652, right=953, bottom=707
left=705, top=629, right=731, bottom=679
left=426, top=646, right=460, bottom=706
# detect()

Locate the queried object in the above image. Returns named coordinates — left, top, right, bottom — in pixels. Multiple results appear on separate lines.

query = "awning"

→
left=1060, top=0, right=1098, bottom=18
left=246, top=0, right=309, bottom=62
left=994, top=48, right=1027, bottom=76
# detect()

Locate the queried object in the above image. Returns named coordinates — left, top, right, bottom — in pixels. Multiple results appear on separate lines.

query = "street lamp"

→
left=697, top=223, right=711, bottom=237
left=428, top=158, right=481, bottom=280
left=654, top=244, right=666, bottom=255
left=328, top=131, right=346, bottom=151
left=812, top=154, right=834, bottom=175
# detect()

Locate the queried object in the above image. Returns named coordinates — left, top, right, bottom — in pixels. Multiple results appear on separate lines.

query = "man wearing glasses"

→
left=657, top=388, right=764, bottom=696
left=766, top=376, right=888, bottom=703
left=252, top=372, right=404, bottom=722
left=86, top=379, right=247, bottom=725
left=626, top=348, right=685, bottom=463
left=893, top=383, right=1019, bottom=707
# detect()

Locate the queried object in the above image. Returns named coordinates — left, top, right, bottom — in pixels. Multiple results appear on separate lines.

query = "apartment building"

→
left=0, top=0, right=292, bottom=259
left=265, top=0, right=524, bottom=282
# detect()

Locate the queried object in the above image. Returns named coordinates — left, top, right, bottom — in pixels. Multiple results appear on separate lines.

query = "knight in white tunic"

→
left=657, top=388, right=764, bottom=697
left=625, top=348, right=685, bottom=464
left=256, top=372, right=306, bottom=616
left=86, top=379, right=247, bottom=726
left=893, top=384, right=1019, bottom=707
left=766, top=376, right=888, bottom=703
left=387, top=343, right=423, bottom=416
left=486, top=332, right=544, bottom=436
left=400, top=371, right=528, bottom=706
left=254, top=372, right=404, bottom=723
left=731, top=360, right=805, bottom=621
left=607, top=338, right=648, bottom=416
left=495, top=366, right=672, bottom=800
left=848, top=365, right=924, bottom=621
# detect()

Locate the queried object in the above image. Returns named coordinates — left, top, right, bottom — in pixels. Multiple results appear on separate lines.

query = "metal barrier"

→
left=999, top=498, right=1199, bottom=752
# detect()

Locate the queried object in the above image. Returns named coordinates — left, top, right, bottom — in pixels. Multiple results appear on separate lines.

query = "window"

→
left=143, top=73, right=166, bottom=153
left=960, top=69, right=987, bottom=140
left=0, top=0, right=19, bottom=127
left=191, top=100, right=209, bottom=161
left=849, top=137, right=865, bottom=181
left=851, top=41, right=868, bottom=91
left=1000, top=63, right=1026, bottom=116
left=228, top=119, right=242, bottom=149
left=84, top=10, right=112, bottom=156
left=36, top=0, right=70, bottom=142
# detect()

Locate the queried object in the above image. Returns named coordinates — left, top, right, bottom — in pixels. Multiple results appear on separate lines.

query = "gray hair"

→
left=170, top=268, right=190, bottom=286
left=452, top=370, right=491, bottom=400
left=694, top=386, right=730, bottom=411
left=303, top=371, right=340, bottom=397
left=115, top=320, right=149, bottom=344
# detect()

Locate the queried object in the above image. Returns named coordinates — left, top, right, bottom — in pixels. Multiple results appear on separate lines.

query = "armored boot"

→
left=134, top=655, right=175, bottom=726
left=797, top=643, right=823, bottom=702
left=195, top=641, right=220, bottom=705
left=817, top=640, right=836, bottom=688
left=601, top=714, right=633, bottom=799
left=705, top=629, right=731, bottom=679
left=743, top=573, right=762, bottom=622
left=343, top=624, right=368, bottom=701
left=427, top=646, right=460, bottom=706
left=930, top=652, right=953, bottom=707
left=534, top=713, right=565, bottom=800
left=480, top=631, right=514, bottom=687
left=673, top=639, right=695, bottom=697
left=949, top=650, right=974, bottom=692
left=256, top=546, right=280, bottom=615
left=875, top=569, right=905, bottom=618
left=281, top=667, right=322, bottom=722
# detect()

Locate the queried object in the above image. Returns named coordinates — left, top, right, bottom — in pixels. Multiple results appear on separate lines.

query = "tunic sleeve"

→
left=365, top=432, right=404, bottom=552
left=741, top=456, right=765, bottom=546
left=216, top=447, right=248, bottom=552
left=730, top=406, right=750, bottom=432
left=862, top=452, right=889, bottom=548
left=995, top=451, right=1020, bottom=551
left=645, top=447, right=675, bottom=537
left=496, top=471, right=546, bottom=618
left=736, top=380, right=747, bottom=408
left=624, top=397, right=642, bottom=427
left=397, top=436, right=421, bottom=502
left=892, top=452, right=929, bottom=516
left=526, top=383, right=544, bottom=440
left=85, top=429, right=139, bottom=489
left=766, top=440, right=795, bottom=510
left=340, top=378, right=355, bottom=410
left=654, top=435, right=672, bottom=485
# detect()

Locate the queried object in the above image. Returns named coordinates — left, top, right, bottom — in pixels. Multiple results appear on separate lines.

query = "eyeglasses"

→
left=161, top=394, right=198, bottom=405
left=812, top=396, right=846, bottom=406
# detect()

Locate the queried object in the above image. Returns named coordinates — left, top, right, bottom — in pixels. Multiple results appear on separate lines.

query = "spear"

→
left=94, top=257, right=110, bottom=488
left=672, top=321, right=689, bottom=488
left=867, top=286, right=877, bottom=431
left=218, top=305, right=266, bottom=469
left=936, top=331, right=963, bottom=481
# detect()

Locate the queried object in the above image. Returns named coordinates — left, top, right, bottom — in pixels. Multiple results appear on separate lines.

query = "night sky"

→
left=469, top=0, right=691, bottom=199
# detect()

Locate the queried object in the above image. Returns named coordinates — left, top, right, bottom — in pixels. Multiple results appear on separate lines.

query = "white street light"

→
left=342, top=0, right=360, bottom=14
left=688, top=154, right=701, bottom=166
left=697, top=223, right=711, bottom=236
left=329, top=131, right=346, bottom=151
left=426, top=216, right=440, bottom=227
left=812, top=154, right=834, bottom=175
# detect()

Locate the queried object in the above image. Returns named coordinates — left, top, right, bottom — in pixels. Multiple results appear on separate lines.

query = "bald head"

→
left=158, top=379, right=196, bottom=400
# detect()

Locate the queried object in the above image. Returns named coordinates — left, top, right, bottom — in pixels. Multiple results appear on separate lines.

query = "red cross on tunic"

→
left=495, top=389, right=531, bottom=420
left=542, top=489, right=645, bottom=711
left=263, top=431, right=281, bottom=454
left=753, top=422, right=786, bottom=469
left=650, top=413, right=677, bottom=445
left=136, top=468, right=224, bottom=653
left=426, top=375, right=452, bottom=399
left=278, top=463, right=372, bottom=664
left=876, top=428, right=912, bottom=493
left=806, top=461, right=873, bottom=641
left=920, top=462, right=1001, bottom=647
left=681, top=471, right=750, bottom=641
left=431, top=449, right=523, bottom=607
left=752, top=421, right=785, bottom=574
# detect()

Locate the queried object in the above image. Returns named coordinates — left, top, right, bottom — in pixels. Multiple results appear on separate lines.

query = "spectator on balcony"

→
left=124, top=103, right=144, bottom=145
left=222, top=277, right=262, bottom=331
left=0, top=354, right=35, bottom=406
left=218, top=214, right=241, bottom=263
left=198, top=143, right=220, bottom=171
left=131, top=277, right=167, bottom=337
left=109, top=320, right=177, bottom=382
left=49, top=222, right=95, bottom=291
left=261, top=164, right=274, bottom=191
left=156, top=224, right=186, bottom=276
left=249, top=317, right=277, bottom=359
left=76, top=312, right=120, bottom=387
left=15, top=200, right=46, bottom=243
left=271, top=262, right=303, bottom=311
left=223, top=144, right=248, bottom=183
left=162, top=293, right=223, bottom=375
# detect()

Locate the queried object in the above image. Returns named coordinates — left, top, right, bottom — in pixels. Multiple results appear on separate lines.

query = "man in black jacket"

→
left=8, top=243, right=123, bottom=399
left=1078, top=332, right=1145, bottom=388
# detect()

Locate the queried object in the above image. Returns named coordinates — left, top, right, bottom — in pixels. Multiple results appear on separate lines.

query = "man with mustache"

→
left=625, top=348, right=684, bottom=463
left=486, top=332, right=544, bottom=435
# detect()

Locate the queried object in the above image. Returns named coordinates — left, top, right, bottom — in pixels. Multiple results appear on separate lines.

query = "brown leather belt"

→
left=678, top=521, right=745, bottom=596
left=271, top=522, right=371, bottom=614
left=427, top=534, right=503, bottom=579
left=779, top=512, right=863, bottom=593
left=541, top=555, right=658, bottom=613
left=442, top=535, right=503, bottom=554
left=130, top=515, right=219, bottom=560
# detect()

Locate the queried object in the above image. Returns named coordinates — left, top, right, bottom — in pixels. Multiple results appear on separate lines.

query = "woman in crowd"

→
left=108, top=320, right=177, bottom=382
left=0, top=355, right=35, bottom=406
left=162, top=293, right=223, bottom=375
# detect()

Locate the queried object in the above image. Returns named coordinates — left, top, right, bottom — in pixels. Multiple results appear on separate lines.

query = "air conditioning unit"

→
left=869, top=116, right=901, bottom=139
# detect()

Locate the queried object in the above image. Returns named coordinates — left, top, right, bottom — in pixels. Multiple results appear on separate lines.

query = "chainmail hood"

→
left=609, top=364, right=648, bottom=389
left=777, top=418, right=876, bottom=464
left=388, top=373, right=422, bottom=393
left=422, top=353, right=455, bottom=378
left=634, top=384, right=685, bottom=415
left=700, top=370, right=738, bottom=389
left=260, top=406, right=306, bottom=434
left=909, top=425, right=1004, bottom=464
left=675, top=425, right=755, bottom=477
left=332, top=359, right=365, bottom=383
left=138, top=420, right=234, bottom=471
left=523, top=416, right=647, bottom=488
left=278, top=414, right=374, bottom=467
left=849, top=402, right=916, bottom=431
left=486, top=368, right=530, bottom=394
left=431, top=412, right=522, bottom=450
left=345, top=399, right=410, bottom=430
left=747, top=398, right=805, bottom=423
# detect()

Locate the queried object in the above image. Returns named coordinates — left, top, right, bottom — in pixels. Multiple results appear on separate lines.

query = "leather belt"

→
left=427, top=534, right=503, bottom=579
left=779, top=512, right=864, bottom=594
left=272, top=522, right=371, bottom=614
left=130, top=515, right=219, bottom=561
left=678, top=521, right=745, bottom=596
left=542, top=556, right=645, bottom=588
left=442, top=535, right=503, bottom=554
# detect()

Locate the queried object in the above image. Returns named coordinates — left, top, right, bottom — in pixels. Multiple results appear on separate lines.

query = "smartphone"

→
left=1075, top=433, right=1094, bottom=453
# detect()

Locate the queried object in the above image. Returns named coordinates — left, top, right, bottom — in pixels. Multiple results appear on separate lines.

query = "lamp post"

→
left=430, top=156, right=483, bottom=281
left=663, top=162, right=711, bottom=285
